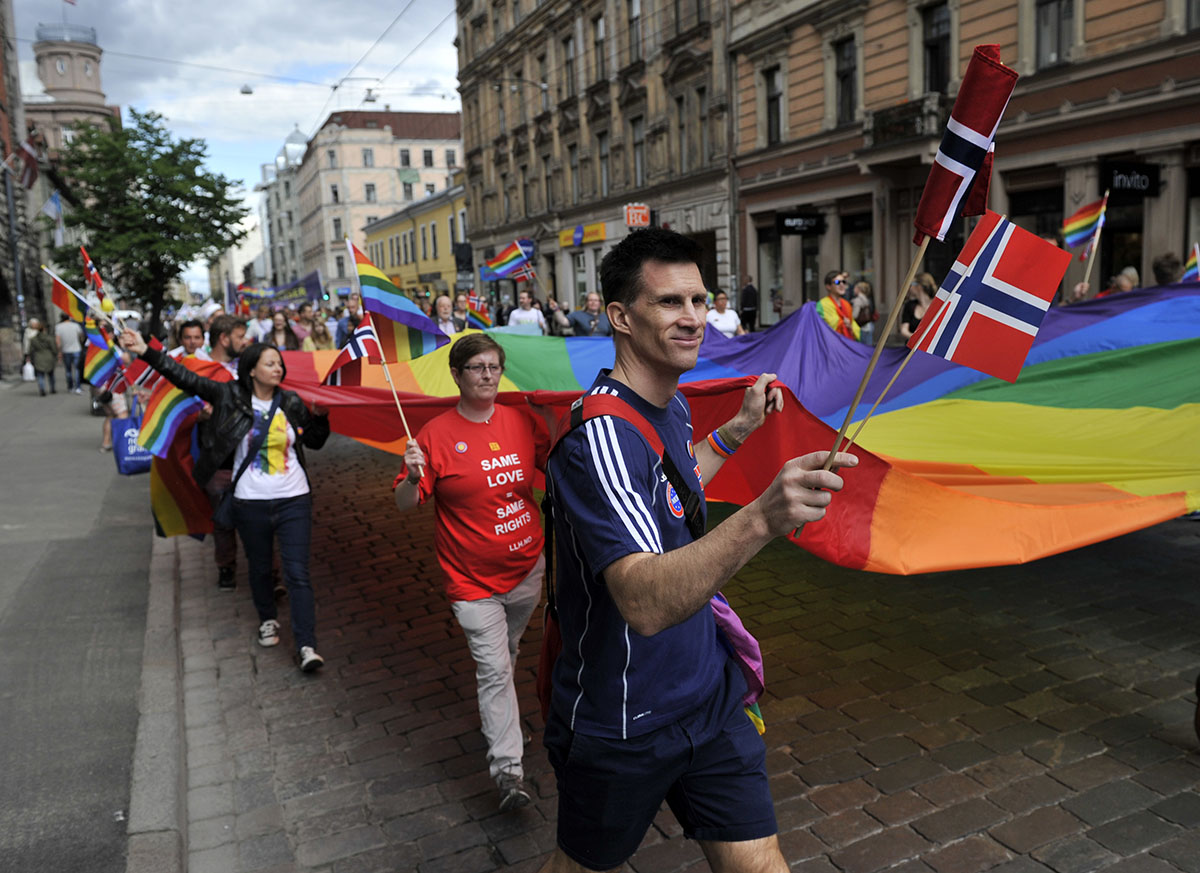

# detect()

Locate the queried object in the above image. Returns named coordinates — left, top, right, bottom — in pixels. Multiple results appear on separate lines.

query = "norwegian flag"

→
left=907, top=211, right=1071, bottom=383
left=323, top=312, right=382, bottom=386
left=468, top=292, right=486, bottom=311
left=81, top=245, right=104, bottom=295
left=511, top=262, right=536, bottom=283
left=114, top=336, right=165, bottom=394
left=913, top=45, right=1018, bottom=245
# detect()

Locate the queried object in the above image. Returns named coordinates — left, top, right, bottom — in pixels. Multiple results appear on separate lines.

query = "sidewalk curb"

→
left=125, top=535, right=187, bottom=873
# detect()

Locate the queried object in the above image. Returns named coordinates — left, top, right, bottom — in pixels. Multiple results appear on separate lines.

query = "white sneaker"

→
left=258, top=619, right=280, bottom=647
left=298, top=646, right=324, bottom=673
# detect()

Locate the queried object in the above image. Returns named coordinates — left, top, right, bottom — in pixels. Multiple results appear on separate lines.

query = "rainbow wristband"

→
left=707, top=428, right=738, bottom=459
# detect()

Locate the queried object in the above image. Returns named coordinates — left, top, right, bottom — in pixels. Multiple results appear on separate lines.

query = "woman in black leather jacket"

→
left=121, top=330, right=331, bottom=673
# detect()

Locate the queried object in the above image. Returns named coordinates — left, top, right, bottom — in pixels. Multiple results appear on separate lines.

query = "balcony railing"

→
left=862, top=93, right=951, bottom=150
left=35, top=22, right=98, bottom=44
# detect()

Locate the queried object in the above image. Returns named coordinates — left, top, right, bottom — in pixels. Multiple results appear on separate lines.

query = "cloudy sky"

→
left=12, top=0, right=461, bottom=293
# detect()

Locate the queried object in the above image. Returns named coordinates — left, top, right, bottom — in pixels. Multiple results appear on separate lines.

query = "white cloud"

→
left=13, top=0, right=461, bottom=295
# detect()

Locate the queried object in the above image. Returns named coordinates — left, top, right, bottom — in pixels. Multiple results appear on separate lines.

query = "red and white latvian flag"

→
left=912, top=45, right=1018, bottom=245
left=17, top=138, right=40, bottom=189
left=907, top=210, right=1071, bottom=383
left=323, top=311, right=383, bottom=386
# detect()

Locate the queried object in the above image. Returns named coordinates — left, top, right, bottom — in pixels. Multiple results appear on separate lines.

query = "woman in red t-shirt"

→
left=393, top=333, right=547, bottom=813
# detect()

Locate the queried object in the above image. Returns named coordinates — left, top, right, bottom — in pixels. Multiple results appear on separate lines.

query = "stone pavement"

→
left=164, top=432, right=1200, bottom=873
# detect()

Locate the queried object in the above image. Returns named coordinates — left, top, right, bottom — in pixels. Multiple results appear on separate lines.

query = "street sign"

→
left=625, top=203, right=651, bottom=227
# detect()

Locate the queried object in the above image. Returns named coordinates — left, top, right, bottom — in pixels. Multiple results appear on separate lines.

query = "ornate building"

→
left=258, top=126, right=308, bottom=287
left=457, top=0, right=736, bottom=307
left=296, top=110, right=461, bottom=297
left=731, top=0, right=1200, bottom=323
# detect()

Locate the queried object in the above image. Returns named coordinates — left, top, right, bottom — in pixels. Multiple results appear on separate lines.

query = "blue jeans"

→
left=61, top=352, right=80, bottom=389
left=35, top=369, right=56, bottom=394
left=233, top=494, right=316, bottom=651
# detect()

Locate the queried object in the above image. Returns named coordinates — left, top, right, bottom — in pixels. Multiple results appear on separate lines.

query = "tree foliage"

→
left=53, top=108, right=248, bottom=334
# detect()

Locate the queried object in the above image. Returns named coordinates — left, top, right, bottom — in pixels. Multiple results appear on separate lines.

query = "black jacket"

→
left=142, top=347, right=330, bottom=487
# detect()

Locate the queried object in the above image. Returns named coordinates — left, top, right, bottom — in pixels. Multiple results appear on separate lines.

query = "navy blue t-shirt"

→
left=546, top=371, right=725, bottom=739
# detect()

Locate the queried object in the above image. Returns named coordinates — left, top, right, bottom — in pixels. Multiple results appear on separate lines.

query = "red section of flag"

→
left=17, top=139, right=39, bottom=189
left=323, top=312, right=383, bottom=385
left=913, top=45, right=1018, bottom=245
left=81, top=245, right=104, bottom=294
left=116, top=336, right=165, bottom=393
left=908, top=210, right=1071, bottom=382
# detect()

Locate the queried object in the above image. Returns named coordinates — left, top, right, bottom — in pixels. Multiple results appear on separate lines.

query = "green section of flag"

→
left=491, top=334, right=579, bottom=391
left=947, top=337, right=1200, bottom=410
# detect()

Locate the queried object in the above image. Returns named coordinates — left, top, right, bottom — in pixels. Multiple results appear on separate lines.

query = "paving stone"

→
left=797, top=751, right=876, bottom=786
left=810, top=809, right=882, bottom=849
left=416, top=846, right=498, bottom=873
left=912, top=798, right=1007, bottom=844
left=1150, top=831, right=1200, bottom=871
left=991, top=806, right=1087, bottom=854
left=1102, top=855, right=1187, bottom=873
left=1051, top=755, right=1137, bottom=791
left=865, top=757, right=947, bottom=795
left=864, top=791, right=935, bottom=826
left=1061, top=780, right=1161, bottom=826
left=924, top=834, right=1012, bottom=873
left=1031, top=835, right=1118, bottom=873
left=990, top=775, right=1073, bottom=814
left=929, top=741, right=994, bottom=772
left=1086, top=811, right=1182, bottom=855
left=827, top=827, right=931, bottom=873
left=1149, top=791, right=1200, bottom=828
left=237, top=831, right=292, bottom=872
left=807, top=779, right=880, bottom=815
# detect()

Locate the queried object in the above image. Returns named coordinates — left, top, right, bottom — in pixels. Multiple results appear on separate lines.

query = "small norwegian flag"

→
left=323, top=312, right=382, bottom=385
left=908, top=210, right=1071, bottom=382
left=115, top=337, right=165, bottom=394
left=81, top=245, right=104, bottom=295
left=511, top=262, right=535, bottom=283
left=912, top=45, right=1018, bottom=245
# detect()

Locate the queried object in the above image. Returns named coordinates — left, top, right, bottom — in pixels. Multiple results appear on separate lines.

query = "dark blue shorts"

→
left=544, top=658, right=776, bottom=871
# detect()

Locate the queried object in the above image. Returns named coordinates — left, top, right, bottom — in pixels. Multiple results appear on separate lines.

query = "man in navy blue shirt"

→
left=541, top=228, right=858, bottom=872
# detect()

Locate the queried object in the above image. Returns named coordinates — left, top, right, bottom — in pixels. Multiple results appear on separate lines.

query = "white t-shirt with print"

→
left=706, top=308, right=741, bottom=339
left=233, top=395, right=310, bottom=500
left=507, top=307, right=546, bottom=332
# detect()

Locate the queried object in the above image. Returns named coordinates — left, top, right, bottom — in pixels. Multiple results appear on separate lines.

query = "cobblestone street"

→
left=172, top=433, right=1200, bottom=873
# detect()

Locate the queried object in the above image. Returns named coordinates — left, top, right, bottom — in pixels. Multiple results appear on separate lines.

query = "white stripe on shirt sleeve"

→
left=584, top=418, right=663, bottom=555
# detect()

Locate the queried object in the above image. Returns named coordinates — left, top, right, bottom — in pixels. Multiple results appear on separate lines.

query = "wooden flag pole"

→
left=822, top=236, right=930, bottom=471
left=1080, top=189, right=1109, bottom=292
left=840, top=346, right=918, bottom=454
left=344, top=238, right=423, bottom=475
left=41, top=264, right=117, bottom=330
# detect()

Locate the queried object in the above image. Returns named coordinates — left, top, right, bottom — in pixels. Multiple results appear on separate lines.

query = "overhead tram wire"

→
left=14, top=36, right=331, bottom=88
left=307, top=7, right=459, bottom=139
left=305, top=0, right=425, bottom=137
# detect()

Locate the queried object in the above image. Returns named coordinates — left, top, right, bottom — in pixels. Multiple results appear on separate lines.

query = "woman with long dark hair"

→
left=269, top=310, right=301, bottom=351
left=119, top=330, right=330, bottom=671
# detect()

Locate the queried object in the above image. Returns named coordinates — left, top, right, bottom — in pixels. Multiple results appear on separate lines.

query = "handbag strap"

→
left=229, top=392, right=281, bottom=493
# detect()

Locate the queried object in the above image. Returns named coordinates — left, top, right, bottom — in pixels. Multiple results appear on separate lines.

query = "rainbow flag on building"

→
left=348, top=240, right=448, bottom=362
left=1062, top=195, right=1107, bottom=249
left=1183, top=243, right=1199, bottom=282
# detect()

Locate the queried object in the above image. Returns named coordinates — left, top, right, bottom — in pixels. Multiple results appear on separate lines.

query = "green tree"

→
left=53, top=108, right=248, bottom=335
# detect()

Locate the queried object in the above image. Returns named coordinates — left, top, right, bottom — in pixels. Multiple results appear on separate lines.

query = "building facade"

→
left=23, top=23, right=120, bottom=155
left=296, top=111, right=462, bottom=296
left=731, top=0, right=1200, bottom=325
left=457, top=0, right=736, bottom=309
left=362, top=181, right=469, bottom=301
left=258, top=126, right=308, bottom=287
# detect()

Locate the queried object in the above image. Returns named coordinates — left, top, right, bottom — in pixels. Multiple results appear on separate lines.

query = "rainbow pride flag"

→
left=148, top=359, right=234, bottom=537
left=1183, top=243, right=1199, bottom=282
left=83, top=341, right=119, bottom=387
left=482, top=240, right=529, bottom=279
left=273, top=286, right=1200, bottom=574
left=138, top=383, right=204, bottom=458
left=49, top=270, right=87, bottom=322
left=466, top=306, right=492, bottom=329
left=1062, top=195, right=1107, bottom=249
left=348, top=240, right=448, bottom=361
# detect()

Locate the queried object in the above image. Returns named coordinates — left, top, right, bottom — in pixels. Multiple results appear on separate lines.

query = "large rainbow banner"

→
left=152, top=284, right=1199, bottom=574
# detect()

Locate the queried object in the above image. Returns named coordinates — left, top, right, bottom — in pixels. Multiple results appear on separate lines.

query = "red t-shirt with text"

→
left=411, top=404, right=547, bottom=602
